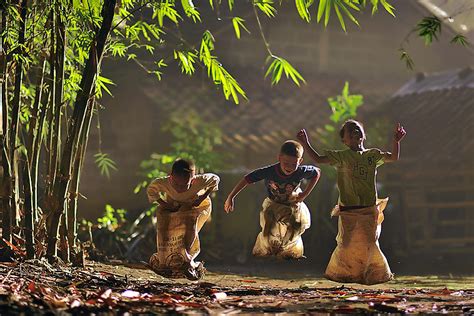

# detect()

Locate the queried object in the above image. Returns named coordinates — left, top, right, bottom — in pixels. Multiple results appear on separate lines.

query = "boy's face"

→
left=170, top=171, right=195, bottom=193
left=278, top=154, right=302, bottom=175
left=342, top=125, right=364, bottom=148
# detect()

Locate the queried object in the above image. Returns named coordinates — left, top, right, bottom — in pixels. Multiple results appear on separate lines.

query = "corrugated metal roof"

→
left=375, top=68, right=474, bottom=165
left=394, top=67, right=474, bottom=96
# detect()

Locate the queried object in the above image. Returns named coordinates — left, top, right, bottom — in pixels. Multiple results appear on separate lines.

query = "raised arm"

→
left=296, top=129, right=331, bottom=164
left=224, top=178, right=249, bottom=213
left=384, top=123, right=406, bottom=162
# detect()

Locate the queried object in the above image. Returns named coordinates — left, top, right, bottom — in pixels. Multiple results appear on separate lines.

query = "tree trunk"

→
left=45, top=0, right=116, bottom=260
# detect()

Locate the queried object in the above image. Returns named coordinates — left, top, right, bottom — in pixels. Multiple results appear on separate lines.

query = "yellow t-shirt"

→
left=326, top=148, right=384, bottom=207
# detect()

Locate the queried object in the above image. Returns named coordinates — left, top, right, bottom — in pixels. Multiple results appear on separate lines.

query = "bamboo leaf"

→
left=296, top=0, right=311, bottom=22
left=232, top=17, right=250, bottom=39
left=399, top=49, right=414, bottom=70
left=94, top=153, right=118, bottom=178
left=265, top=56, right=306, bottom=86
left=451, top=34, right=470, bottom=47
left=317, top=0, right=327, bottom=22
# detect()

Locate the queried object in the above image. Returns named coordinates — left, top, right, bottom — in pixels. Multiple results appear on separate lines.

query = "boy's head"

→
left=340, top=120, right=366, bottom=148
left=170, top=158, right=196, bottom=192
left=278, top=140, right=304, bottom=175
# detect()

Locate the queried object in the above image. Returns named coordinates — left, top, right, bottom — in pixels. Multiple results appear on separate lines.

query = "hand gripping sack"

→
left=149, top=197, right=211, bottom=279
left=325, top=198, right=393, bottom=285
left=252, top=198, right=311, bottom=259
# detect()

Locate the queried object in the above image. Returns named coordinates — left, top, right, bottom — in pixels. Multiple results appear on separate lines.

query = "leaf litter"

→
left=0, top=260, right=472, bottom=314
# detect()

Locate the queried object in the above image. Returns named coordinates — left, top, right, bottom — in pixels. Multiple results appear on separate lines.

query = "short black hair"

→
left=339, top=120, right=366, bottom=139
left=171, top=158, right=195, bottom=177
left=280, top=140, right=304, bottom=158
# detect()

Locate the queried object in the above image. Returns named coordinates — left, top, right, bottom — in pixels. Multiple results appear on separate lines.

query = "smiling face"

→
left=278, top=154, right=303, bottom=175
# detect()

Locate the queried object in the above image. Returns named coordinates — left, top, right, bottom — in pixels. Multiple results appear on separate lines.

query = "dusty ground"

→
left=0, top=260, right=473, bottom=314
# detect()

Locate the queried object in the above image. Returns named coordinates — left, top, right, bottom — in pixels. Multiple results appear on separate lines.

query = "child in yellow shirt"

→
left=297, top=120, right=406, bottom=284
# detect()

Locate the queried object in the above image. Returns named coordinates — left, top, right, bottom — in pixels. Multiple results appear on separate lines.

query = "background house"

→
left=370, top=67, right=474, bottom=259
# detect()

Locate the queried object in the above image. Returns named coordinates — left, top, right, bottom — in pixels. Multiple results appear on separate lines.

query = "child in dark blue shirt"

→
left=225, top=140, right=320, bottom=258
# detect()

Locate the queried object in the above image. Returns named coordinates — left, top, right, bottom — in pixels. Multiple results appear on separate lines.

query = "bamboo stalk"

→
left=22, top=157, right=34, bottom=259
left=9, top=0, right=28, bottom=235
left=0, top=4, right=12, bottom=242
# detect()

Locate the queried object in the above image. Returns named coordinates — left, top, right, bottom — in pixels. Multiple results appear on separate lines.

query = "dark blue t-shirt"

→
left=245, top=163, right=319, bottom=204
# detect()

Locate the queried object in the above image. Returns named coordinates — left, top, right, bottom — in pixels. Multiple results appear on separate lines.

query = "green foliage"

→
left=95, top=75, right=115, bottom=98
left=181, top=0, right=201, bottom=22
left=94, top=152, right=118, bottom=178
left=366, top=0, right=395, bottom=16
left=134, top=110, right=225, bottom=194
left=451, top=34, right=470, bottom=47
left=232, top=17, right=250, bottom=39
left=265, top=56, right=306, bottom=86
left=399, top=49, right=414, bottom=71
left=316, top=81, right=364, bottom=151
left=199, top=31, right=247, bottom=104
left=174, top=50, right=197, bottom=75
left=416, top=16, right=442, bottom=45
left=254, top=0, right=277, bottom=18
left=327, top=81, right=363, bottom=123
left=295, top=0, right=312, bottom=22
left=97, top=204, right=127, bottom=232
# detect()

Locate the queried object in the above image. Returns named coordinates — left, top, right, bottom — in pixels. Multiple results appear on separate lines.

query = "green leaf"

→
left=317, top=0, right=327, bottom=23
left=254, top=0, right=277, bottom=18
left=232, top=17, right=250, bottom=39
left=416, top=16, right=441, bottom=45
left=380, top=0, right=395, bottom=16
left=399, top=49, right=414, bottom=71
left=333, top=3, right=346, bottom=32
left=296, top=0, right=311, bottom=22
left=94, top=152, right=118, bottom=178
left=335, top=0, right=360, bottom=28
left=265, top=56, right=306, bottom=86
left=199, top=32, right=247, bottom=104
left=95, top=75, right=116, bottom=98
left=450, top=34, right=470, bottom=47
left=181, top=0, right=201, bottom=22
left=174, top=50, right=197, bottom=75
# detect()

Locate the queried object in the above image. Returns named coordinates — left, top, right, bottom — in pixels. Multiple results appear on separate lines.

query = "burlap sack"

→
left=325, top=198, right=393, bottom=285
left=149, top=197, right=211, bottom=279
left=252, top=198, right=311, bottom=259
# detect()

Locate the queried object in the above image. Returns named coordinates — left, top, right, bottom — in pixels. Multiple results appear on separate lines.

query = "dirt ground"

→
left=0, top=260, right=473, bottom=314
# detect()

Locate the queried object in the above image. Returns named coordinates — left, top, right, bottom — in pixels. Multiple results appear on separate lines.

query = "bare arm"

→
left=384, top=123, right=406, bottom=162
left=224, top=178, right=249, bottom=213
left=294, top=170, right=321, bottom=203
left=297, top=129, right=331, bottom=164
left=155, top=197, right=178, bottom=211
left=192, top=188, right=213, bottom=207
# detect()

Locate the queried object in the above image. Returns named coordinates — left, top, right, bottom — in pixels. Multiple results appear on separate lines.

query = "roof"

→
left=394, top=67, right=474, bottom=96
left=374, top=68, right=474, bottom=166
